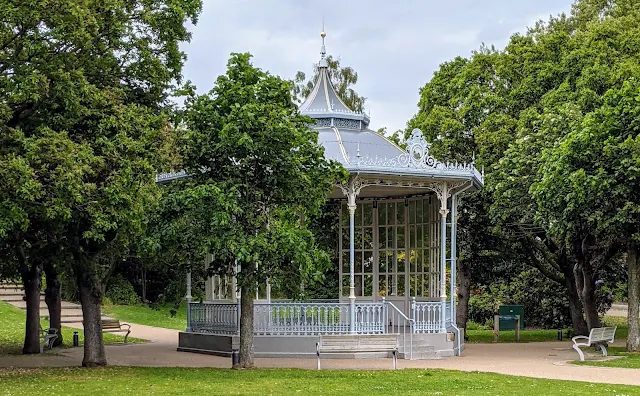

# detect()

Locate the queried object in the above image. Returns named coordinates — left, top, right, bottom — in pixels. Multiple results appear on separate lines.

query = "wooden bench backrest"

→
left=318, top=335, right=397, bottom=351
left=101, top=320, right=122, bottom=330
left=589, top=326, right=616, bottom=343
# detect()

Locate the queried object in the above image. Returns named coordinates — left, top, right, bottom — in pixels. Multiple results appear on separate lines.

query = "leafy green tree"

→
left=181, top=53, right=343, bottom=367
left=293, top=55, right=366, bottom=112
left=0, top=0, right=202, bottom=365
left=533, top=79, right=640, bottom=350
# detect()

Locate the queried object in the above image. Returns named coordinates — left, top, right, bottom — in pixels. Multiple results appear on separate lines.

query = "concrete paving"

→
left=1, top=322, right=639, bottom=387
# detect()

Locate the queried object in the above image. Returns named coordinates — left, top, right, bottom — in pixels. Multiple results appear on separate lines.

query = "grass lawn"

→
left=103, top=302, right=187, bottom=331
left=467, top=316, right=629, bottom=344
left=0, top=367, right=639, bottom=396
left=0, top=301, right=141, bottom=355
left=575, top=346, right=640, bottom=369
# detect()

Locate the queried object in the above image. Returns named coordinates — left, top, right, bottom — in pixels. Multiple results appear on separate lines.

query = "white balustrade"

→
left=412, top=301, right=443, bottom=333
left=189, top=302, right=238, bottom=334
left=254, top=302, right=350, bottom=336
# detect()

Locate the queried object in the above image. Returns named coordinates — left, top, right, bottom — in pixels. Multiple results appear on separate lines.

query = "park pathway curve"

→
left=1, top=322, right=639, bottom=387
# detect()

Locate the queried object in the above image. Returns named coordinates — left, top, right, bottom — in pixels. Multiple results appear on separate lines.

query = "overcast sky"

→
left=182, top=0, right=574, bottom=133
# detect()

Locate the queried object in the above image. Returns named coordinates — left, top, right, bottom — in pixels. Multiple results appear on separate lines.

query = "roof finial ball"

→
left=319, top=27, right=327, bottom=64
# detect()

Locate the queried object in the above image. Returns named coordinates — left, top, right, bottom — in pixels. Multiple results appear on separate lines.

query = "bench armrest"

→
left=316, top=342, right=320, bottom=355
left=572, top=335, right=589, bottom=343
left=120, top=323, right=131, bottom=331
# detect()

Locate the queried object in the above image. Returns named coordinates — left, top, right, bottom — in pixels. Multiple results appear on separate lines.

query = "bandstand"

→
left=164, top=33, right=484, bottom=359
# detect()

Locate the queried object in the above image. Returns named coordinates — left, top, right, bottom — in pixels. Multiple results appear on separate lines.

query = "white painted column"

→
left=438, top=182, right=449, bottom=333
left=450, top=194, right=458, bottom=327
left=348, top=200, right=357, bottom=334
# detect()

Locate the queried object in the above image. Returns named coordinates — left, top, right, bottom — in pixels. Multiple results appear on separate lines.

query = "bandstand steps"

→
left=398, top=345, right=440, bottom=360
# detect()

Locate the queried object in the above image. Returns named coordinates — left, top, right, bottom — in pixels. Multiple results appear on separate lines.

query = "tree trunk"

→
left=562, top=264, right=588, bottom=335
left=77, top=273, right=107, bottom=367
left=579, top=266, right=601, bottom=330
left=627, top=244, right=640, bottom=352
left=456, top=260, right=471, bottom=339
left=236, top=287, right=254, bottom=368
left=21, top=264, right=42, bottom=354
left=44, top=264, right=63, bottom=347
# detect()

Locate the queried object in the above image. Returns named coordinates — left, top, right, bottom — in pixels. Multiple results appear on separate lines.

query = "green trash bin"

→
left=499, top=305, right=524, bottom=330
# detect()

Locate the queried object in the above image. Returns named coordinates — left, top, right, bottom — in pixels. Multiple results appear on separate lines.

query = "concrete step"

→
left=7, top=300, right=77, bottom=309
left=400, top=351, right=441, bottom=360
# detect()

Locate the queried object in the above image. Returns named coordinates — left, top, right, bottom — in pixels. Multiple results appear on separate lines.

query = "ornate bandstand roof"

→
left=302, top=32, right=483, bottom=198
left=156, top=31, right=484, bottom=197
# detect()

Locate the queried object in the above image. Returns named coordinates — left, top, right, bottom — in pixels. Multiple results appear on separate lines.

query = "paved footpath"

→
left=1, top=324, right=638, bottom=387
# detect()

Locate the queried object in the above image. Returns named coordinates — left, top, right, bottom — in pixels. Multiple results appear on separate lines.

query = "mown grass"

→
left=467, top=315, right=629, bottom=344
left=0, top=367, right=638, bottom=396
left=103, top=302, right=187, bottom=331
left=0, top=301, right=141, bottom=355
left=575, top=346, right=640, bottom=369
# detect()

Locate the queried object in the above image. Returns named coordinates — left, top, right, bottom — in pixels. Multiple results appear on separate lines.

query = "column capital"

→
left=347, top=204, right=357, bottom=215
left=439, top=208, right=450, bottom=217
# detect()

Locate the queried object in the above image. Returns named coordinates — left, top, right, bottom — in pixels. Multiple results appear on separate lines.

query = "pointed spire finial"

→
left=319, top=20, right=328, bottom=67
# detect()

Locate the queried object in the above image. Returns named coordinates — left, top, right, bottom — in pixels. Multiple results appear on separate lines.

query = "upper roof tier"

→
left=298, top=31, right=370, bottom=129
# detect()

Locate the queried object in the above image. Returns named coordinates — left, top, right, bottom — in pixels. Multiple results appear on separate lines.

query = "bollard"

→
left=231, top=348, right=239, bottom=367
left=73, top=331, right=79, bottom=347
left=557, top=329, right=563, bottom=341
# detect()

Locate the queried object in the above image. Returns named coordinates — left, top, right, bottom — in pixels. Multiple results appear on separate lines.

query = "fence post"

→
left=382, top=297, right=387, bottom=334
left=185, top=271, right=192, bottom=332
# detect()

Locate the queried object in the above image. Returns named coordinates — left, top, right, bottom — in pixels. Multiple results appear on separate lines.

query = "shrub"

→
left=469, top=269, right=572, bottom=329
left=105, top=275, right=139, bottom=305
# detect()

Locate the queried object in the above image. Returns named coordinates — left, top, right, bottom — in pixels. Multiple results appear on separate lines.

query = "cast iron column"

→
left=450, top=194, right=457, bottom=326
left=348, top=201, right=357, bottom=334
left=439, top=183, right=449, bottom=333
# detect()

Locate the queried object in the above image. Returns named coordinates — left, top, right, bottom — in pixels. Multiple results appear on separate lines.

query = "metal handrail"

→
left=384, top=299, right=414, bottom=360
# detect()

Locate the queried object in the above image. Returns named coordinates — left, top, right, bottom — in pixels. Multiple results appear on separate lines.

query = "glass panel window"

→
left=363, top=227, right=374, bottom=250
left=378, top=204, right=387, bottom=226
left=378, top=276, right=387, bottom=296
left=363, top=251, right=373, bottom=273
left=364, top=275, right=373, bottom=296
left=342, top=276, right=349, bottom=297
left=397, top=226, right=405, bottom=249
left=397, top=274, right=406, bottom=296
left=355, top=252, right=362, bottom=273
left=378, top=227, right=387, bottom=248
left=363, top=203, right=373, bottom=226
left=397, top=203, right=405, bottom=224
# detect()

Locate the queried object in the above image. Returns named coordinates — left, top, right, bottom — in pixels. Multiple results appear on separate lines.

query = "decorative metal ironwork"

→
left=314, top=118, right=332, bottom=127
left=412, top=301, right=444, bottom=333
left=333, top=118, right=361, bottom=129
left=185, top=300, right=451, bottom=340
left=189, top=302, right=238, bottom=335
left=342, top=128, right=482, bottom=184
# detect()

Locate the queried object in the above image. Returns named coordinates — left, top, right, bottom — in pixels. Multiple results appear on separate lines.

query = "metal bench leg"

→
left=572, top=344, right=585, bottom=361
left=393, top=350, right=397, bottom=370
left=599, top=343, right=608, bottom=357
left=124, top=330, right=130, bottom=344
left=317, top=352, right=321, bottom=370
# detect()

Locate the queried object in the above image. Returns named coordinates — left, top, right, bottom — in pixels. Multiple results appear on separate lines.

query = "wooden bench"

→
left=39, top=326, right=58, bottom=353
left=101, top=319, right=131, bottom=343
left=316, top=335, right=398, bottom=370
left=572, top=326, right=617, bottom=361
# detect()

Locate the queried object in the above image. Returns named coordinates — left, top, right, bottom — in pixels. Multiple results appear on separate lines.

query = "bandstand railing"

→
left=189, top=302, right=238, bottom=335
left=187, top=300, right=446, bottom=342
left=411, top=300, right=444, bottom=333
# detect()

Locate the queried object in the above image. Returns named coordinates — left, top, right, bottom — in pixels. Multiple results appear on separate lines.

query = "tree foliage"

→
left=293, top=55, right=366, bottom=112
left=409, top=0, right=640, bottom=341
left=180, top=53, right=344, bottom=367
left=0, top=0, right=202, bottom=364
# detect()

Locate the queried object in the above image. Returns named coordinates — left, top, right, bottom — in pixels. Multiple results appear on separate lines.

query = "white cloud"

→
left=181, top=0, right=575, bottom=132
